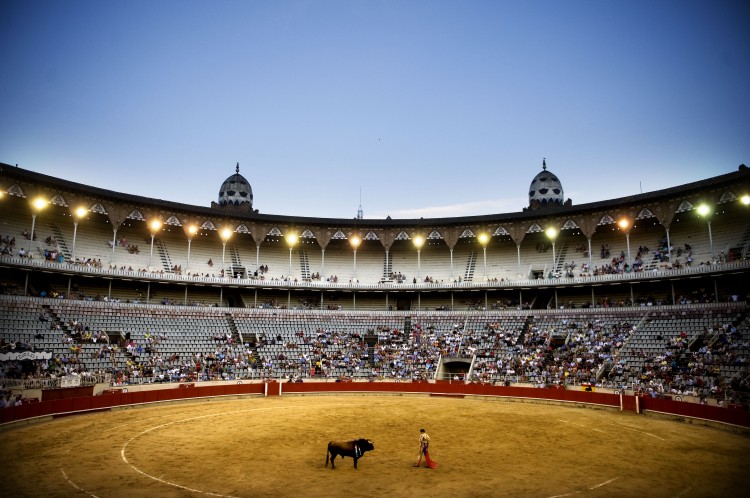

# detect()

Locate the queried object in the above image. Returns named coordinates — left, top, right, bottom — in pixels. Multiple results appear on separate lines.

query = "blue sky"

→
left=1, top=0, right=748, bottom=219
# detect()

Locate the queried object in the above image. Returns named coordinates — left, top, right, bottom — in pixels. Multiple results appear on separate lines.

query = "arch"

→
left=90, top=203, right=107, bottom=215
left=6, top=184, right=25, bottom=198
left=50, top=194, right=67, bottom=207
left=597, top=215, right=615, bottom=226
left=676, top=200, right=694, bottom=213
left=561, top=219, right=579, bottom=230
left=164, top=215, right=182, bottom=226
left=636, top=208, right=655, bottom=220
left=718, top=190, right=737, bottom=204
left=127, top=209, right=145, bottom=221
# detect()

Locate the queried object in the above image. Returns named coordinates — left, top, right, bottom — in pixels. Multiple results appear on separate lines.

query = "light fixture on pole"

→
left=617, top=217, right=633, bottom=269
left=285, top=232, right=298, bottom=278
left=413, top=235, right=425, bottom=281
left=186, top=225, right=198, bottom=273
left=71, top=206, right=88, bottom=263
left=148, top=219, right=162, bottom=271
left=741, top=194, right=750, bottom=206
left=477, top=232, right=490, bottom=280
left=696, top=203, right=714, bottom=259
left=545, top=227, right=558, bottom=276
left=350, top=235, right=361, bottom=282
left=29, top=197, right=49, bottom=252
left=220, top=227, right=233, bottom=272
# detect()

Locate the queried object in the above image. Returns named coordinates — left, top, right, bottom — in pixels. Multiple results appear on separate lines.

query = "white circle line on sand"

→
left=556, top=419, right=606, bottom=434
left=558, top=418, right=668, bottom=443
left=551, top=420, right=627, bottom=497
left=61, top=468, right=101, bottom=498
left=103, top=414, right=171, bottom=433
left=590, top=476, right=621, bottom=489
left=546, top=476, right=622, bottom=498
left=609, top=422, right=667, bottom=442
left=116, top=400, right=627, bottom=497
left=120, top=403, right=357, bottom=497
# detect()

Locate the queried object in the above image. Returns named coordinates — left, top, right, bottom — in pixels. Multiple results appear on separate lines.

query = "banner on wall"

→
left=60, top=376, right=82, bottom=388
left=0, top=351, right=53, bottom=361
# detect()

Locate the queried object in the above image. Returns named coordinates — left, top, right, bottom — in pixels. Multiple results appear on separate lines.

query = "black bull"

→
left=325, top=439, right=374, bottom=469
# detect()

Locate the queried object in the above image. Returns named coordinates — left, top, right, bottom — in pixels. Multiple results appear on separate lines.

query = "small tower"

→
left=528, top=158, right=565, bottom=210
left=211, top=162, right=255, bottom=212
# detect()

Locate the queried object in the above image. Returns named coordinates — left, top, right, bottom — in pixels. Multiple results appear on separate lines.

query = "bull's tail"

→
left=325, top=443, right=331, bottom=467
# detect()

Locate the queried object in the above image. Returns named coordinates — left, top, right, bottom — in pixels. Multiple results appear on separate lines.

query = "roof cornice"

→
left=1, top=162, right=747, bottom=229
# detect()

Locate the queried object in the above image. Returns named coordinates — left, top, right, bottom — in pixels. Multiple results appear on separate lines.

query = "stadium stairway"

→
left=519, top=315, right=533, bottom=343
left=382, top=252, right=393, bottom=282
left=299, top=249, right=310, bottom=280
left=224, top=312, right=241, bottom=344
left=553, top=241, right=568, bottom=274
left=529, top=289, right=555, bottom=309
left=464, top=250, right=477, bottom=282
left=49, top=224, right=72, bottom=261
left=602, top=312, right=651, bottom=382
left=643, top=237, right=664, bottom=271
left=41, top=303, right=68, bottom=334
left=229, top=246, right=246, bottom=278
left=156, top=239, right=172, bottom=272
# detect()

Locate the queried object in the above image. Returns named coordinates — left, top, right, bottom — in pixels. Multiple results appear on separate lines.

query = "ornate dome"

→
left=528, top=159, right=564, bottom=209
left=218, top=163, right=253, bottom=208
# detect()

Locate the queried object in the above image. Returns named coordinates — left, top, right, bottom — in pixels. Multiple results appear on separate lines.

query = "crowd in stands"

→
left=1, top=392, right=25, bottom=408
left=2, top=305, right=749, bottom=408
left=1, top=234, right=17, bottom=248
left=389, top=271, right=408, bottom=283
left=612, top=322, right=749, bottom=403
left=42, top=248, right=63, bottom=262
left=70, top=257, right=103, bottom=268
left=119, top=331, right=257, bottom=384
left=470, top=319, right=635, bottom=388
left=544, top=237, right=732, bottom=279
left=2, top=227, right=745, bottom=287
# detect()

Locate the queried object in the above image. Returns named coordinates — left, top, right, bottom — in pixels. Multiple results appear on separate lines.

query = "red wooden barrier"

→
left=1, top=383, right=747, bottom=428
left=639, top=396, right=750, bottom=427
left=41, top=386, right=94, bottom=401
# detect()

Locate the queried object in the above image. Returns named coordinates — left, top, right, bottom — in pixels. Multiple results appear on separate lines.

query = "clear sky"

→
left=1, top=0, right=748, bottom=219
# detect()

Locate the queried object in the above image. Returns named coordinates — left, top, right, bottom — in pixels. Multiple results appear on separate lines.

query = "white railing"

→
left=1, top=254, right=748, bottom=292
left=1, top=373, right=112, bottom=390
left=1, top=293, right=745, bottom=319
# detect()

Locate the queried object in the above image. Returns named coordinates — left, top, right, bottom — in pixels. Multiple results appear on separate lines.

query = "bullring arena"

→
left=1, top=162, right=750, bottom=497
left=2, top=390, right=750, bottom=498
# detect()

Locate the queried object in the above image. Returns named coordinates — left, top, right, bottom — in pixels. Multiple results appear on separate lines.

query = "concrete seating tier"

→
left=2, top=296, right=747, bottom=403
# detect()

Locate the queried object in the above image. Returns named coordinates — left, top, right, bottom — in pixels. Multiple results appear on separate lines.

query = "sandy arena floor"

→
left=1, top=394, right=749, bottom=498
